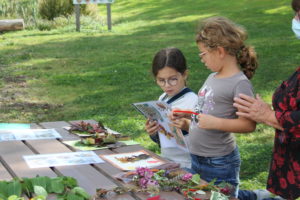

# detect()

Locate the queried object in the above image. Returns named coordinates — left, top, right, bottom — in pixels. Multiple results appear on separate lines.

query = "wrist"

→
left=263, top=110, right=275, bottom=126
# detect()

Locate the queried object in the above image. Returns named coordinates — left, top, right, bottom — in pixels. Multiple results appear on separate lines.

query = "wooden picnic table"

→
left=0, top=119, right=201, bottom=200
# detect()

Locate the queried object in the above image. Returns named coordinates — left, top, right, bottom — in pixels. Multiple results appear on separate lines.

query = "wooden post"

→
left=0, top=19, right=24, bottom=31
left=106, top=3, right=112, bottom=31
left=75, top=4, right=80, bottom=32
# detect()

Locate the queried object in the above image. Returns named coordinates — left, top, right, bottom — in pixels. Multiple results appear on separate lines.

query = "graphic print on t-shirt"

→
left=192, top=85, right=215, bottom=122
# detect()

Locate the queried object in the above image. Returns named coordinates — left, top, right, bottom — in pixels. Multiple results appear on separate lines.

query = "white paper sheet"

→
left=23, top=151, right=104, bottom=168
left=0, top=129, right=62, bottom=141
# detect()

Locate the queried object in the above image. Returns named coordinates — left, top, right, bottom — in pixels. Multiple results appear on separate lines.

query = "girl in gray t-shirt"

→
left=171, top=17, right=258, bottom=197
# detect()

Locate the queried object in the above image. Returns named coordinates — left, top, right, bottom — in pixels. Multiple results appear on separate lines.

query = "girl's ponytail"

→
left=237, top=45, right=258, bottom=80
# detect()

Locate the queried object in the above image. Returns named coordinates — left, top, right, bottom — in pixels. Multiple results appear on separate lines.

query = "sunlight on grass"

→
left=16, top=58, right=55, bottom=67
left=169, top=13, right=215, bottom=23
left=264, top=5, right=290, bottom=15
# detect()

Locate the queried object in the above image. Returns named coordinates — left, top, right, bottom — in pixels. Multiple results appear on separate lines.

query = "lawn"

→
left=0, top=0, right=299, bottom=190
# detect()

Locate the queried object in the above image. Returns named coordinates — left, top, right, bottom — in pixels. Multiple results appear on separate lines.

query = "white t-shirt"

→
left=292, top=18, right=300, bottom=39
left=157, top=88, right=198, bottom=168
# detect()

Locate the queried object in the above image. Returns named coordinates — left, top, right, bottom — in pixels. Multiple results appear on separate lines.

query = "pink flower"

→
left=147, top=179, right=158, bottom=187
left=139, top=177, right=149, bottom=188
left=136, top=167, right=154, bottom=179
left=182, top=173, right=193, bottom=181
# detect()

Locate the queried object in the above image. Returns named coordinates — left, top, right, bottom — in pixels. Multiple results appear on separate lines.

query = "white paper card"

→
left=0, top=129, right=62, bottom=141
left=100, top=150, right=165, bottom=171
left=23, top=151, right=104, bottom=168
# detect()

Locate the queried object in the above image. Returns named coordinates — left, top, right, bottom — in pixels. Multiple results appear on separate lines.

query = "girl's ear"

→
left=217, top=46, right=226, bottom=58
left=182, top=70, right=188, bottom=80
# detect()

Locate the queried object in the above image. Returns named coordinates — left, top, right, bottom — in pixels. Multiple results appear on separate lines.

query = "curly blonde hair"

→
left=196, top=16, right=258, bottom=79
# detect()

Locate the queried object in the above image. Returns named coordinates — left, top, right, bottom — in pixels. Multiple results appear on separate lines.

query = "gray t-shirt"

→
left=189, top=72, right=254, bottom=157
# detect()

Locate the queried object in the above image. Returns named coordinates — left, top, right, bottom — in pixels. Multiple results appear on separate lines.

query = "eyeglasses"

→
left=198, top=51, right=207, bottom=58
left=156, top=77, right=179, bottom=87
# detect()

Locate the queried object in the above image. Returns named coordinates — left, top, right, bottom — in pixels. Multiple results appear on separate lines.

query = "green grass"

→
left=1, top=0, right=299, bottom=190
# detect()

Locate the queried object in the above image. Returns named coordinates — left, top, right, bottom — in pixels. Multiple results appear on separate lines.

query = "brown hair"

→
left=291, top=0, right=300, bottom=12
left=152, top=47, right=187, bottom=77
left=196, top=16, right=258, bottom=79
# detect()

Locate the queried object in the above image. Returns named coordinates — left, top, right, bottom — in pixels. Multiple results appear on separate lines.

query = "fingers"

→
left=238, top=93, right=256, bottom=103
left=233, top=103, right=251, bottom=113
left=233, top=97, right=253, bottom=108
left=145, top=119, right=159, bottom=135
left=236, top=111, right=251, bottom=118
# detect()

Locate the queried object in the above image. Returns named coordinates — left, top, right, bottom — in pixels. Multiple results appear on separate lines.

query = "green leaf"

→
left=191, top=174, right=201, bottom=185
left=63, top=176, right=78, bottom=188
left=7, top=181, right=22, bottom=197
left=0, top=181, right=8, bottom=197
left=7, top=195, right=24, bottom=200
left=32, top=195, right=47, bottom=200
left=21, top=178, right=34, bottom=197
left=71, top=187, right=90, bottom=199
left=66, top=192, right=84, bottom=200
left=31, top=176, right=50, bottom=190
left=210, top=191, right=229, bottom=200
left=33, top=186, right=48, bottom=197
left=49, top=177, right=64, bottom=193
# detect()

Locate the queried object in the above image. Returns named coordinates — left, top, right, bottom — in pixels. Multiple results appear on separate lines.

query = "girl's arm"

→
left=233, top=94, right=283, bottom=130
left=197, top=114, right=256, bottom=133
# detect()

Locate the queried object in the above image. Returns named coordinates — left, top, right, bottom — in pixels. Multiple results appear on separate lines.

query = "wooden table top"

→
left=0, top=119, right=192, bottom=200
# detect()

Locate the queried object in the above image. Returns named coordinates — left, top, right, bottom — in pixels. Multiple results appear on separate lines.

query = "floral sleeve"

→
left=275, top=110, right=300, bottom=137
left=273, top=67, right=300, bottom=138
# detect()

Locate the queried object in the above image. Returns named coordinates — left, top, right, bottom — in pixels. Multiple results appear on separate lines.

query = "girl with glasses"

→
left=170, top=17, right=258, bottom=197
left=144, top=47, right=198, bottom=169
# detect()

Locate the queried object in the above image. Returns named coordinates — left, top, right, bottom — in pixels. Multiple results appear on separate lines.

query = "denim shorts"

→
left=191, top=147, right=241, bottom=197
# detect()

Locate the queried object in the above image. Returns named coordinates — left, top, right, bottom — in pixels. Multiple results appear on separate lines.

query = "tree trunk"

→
left=0, top=19, right=24, bottom=31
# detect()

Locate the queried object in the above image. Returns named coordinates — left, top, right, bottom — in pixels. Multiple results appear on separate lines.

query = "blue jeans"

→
left=191, top=147, right=241, bottom=197
left=238, top=190, right=257, bottom=200
left=238, top=190, right=281, bottom=200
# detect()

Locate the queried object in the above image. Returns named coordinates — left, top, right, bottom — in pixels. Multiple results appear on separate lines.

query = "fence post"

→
left=75, top=4, right=80, bottom=32
left=106, top=3, right=112, bottom=31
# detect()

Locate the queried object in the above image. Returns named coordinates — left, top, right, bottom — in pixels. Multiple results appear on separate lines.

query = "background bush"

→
left=38, top=0, right=73, bottom=20
left=0, top=0, right=38, bottom=26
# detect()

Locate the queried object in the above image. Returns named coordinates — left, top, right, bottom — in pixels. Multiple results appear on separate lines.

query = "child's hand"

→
left=170, top=118, right=191, bottom=131
left=197, top=114, right=220, bottom=130
left=145, top=119, right=160, bottom=135
left=169, top=108, right=192, bottom=121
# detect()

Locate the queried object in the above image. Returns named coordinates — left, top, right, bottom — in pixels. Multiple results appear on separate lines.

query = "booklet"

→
left=23, top=151, right=104, bottom=168
left=99, top=150, right=165, bottom=171
left=0, top=129, right=61, bottom=141
left=132, top=101, right=188, bottom=151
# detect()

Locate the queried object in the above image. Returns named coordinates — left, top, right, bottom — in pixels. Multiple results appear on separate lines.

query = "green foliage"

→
left=0, top=0, right=38, bottom=25
left=0, top=176, right=90, bottom=200
left=38, top=0, right=73, bottom=20
left=36, top=19, right=54, bottom=31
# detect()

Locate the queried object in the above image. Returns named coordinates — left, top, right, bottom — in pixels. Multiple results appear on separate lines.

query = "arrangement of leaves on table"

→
left=69, top=121, right=130, bottom=148
left=93, top=163, right=234, bottom=200
left=0, top=176, right=90, bottom=200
